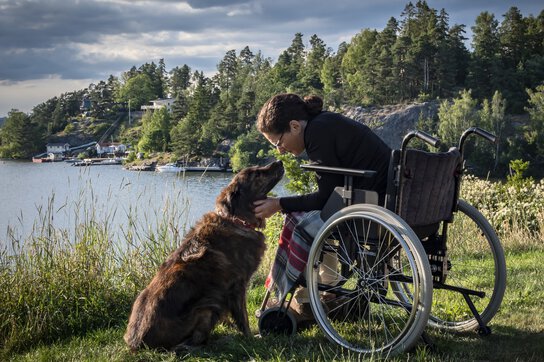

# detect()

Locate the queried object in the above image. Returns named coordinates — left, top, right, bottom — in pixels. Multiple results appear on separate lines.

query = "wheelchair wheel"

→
left=306, top=204, right=432, bottom=355
left=427, top=199, right=506, bottom=331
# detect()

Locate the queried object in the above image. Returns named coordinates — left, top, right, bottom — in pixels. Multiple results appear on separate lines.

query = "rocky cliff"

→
left=343, top=101, right=440, bottom=149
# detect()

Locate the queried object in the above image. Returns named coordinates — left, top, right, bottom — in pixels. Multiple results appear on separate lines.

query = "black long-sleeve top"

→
left=279, top=111, right=391, bottom=212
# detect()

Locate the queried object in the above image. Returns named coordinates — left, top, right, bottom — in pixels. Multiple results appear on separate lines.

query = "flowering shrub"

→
left=461, top=174, right=544, bottom=235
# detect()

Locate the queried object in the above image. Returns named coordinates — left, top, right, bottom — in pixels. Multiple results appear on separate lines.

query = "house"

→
left=46, top=143, right=70, bottom=154
left=95, top=142, right=127, bottom=155
left=141, top=98, right=174, bottom=112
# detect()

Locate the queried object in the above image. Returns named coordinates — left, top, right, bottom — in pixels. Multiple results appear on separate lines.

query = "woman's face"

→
left=264, top=120, right=306, bottom=156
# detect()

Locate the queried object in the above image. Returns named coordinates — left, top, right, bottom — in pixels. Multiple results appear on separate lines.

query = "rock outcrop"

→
left=343, top=101, right=440, bottom=149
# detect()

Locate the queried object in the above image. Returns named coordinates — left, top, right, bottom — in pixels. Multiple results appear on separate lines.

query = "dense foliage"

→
left=1, top=2, right=543, bottom=176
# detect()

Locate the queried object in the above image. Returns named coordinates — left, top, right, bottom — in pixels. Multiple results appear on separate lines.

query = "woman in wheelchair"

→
left=252, top=94, right=505, bottom=355
left=254, top=93, right=391, bottom=324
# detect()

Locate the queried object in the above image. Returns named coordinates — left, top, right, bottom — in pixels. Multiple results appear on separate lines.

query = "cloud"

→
left=0, top=0, right=542, bottom=115
left=0, top=0, right=403, bottom=83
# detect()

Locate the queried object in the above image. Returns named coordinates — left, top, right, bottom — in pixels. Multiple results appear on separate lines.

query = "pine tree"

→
left=170, top=64, right=192, bottom=99
left=525, top=85, right=544, bottom=166
left=137, top=107, right=171, bottom=152
left=0, top=110, right=44, bottom=159
left=300, top=34, right=329, bottom=94
left=341, top=29, right=378, bottom=104
left=467, top=11, right=501, bottom=100
left=170, top=72, right=212, bottom=157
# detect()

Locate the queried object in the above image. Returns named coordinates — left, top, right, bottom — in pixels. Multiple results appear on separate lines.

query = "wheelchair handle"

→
left=401, top=130, right=441, bottom=150
left=459, top=127, right=497, bottom=158
left=460, top=127, right=497, bottom=146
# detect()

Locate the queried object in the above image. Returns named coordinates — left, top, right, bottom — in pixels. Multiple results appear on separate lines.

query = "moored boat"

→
left=156, top=163, right=185, bottom=173
left=32, top=157, right=52, bottom=163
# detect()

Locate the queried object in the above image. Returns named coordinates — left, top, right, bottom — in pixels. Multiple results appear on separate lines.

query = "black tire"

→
left=306, top=204, right=432, bottom=355
left=427, top=200, right=506, bottom=331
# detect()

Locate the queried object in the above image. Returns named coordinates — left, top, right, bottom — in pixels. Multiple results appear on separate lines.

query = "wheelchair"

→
left=256, top=127, right=507, bottom=355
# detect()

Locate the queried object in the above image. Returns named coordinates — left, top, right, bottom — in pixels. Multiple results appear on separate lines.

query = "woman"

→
left=254, top=93, right=391, bottom=322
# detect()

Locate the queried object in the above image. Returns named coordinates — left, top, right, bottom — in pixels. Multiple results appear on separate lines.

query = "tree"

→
left=170, top=64, right=192, bottom=98
left=228, top=128, right=268, bottom=171
left=170, top=72, right=213, bottom=158
left=499, top=7, right=527, bottom=68
left=170, top=93, right=189, bottom=124
left=341, top=28, right=378, bottom=104
left=479, top=91, right=507, bottom=169
left=448, top=24, right=470, bottom=86
left=321, top=42, right=347, bottom=108
left=273, top=33, right=306, bottom=92
left=467, top=12, right=501, bottom=100
left=138, top=61, right=166, bottom=99
left=437, top=89, right=479, bottom=147
left=300, top=34, right=329, bottom=94
left=137, top=107, right=171, bottom=153
left=116, top=73, right=157, bottom=109
left=525, top=84, right=544, bottom=166
left=368, top=17, right=398, bottom=103
left=495, top=7, right=529, bottom=112
left=0, top=110, right=44, bottom=159
left=217, top=49, right=239, bottom=102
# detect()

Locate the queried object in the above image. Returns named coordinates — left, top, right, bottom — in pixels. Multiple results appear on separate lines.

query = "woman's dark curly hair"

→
left=257, top=93, right=323, bottom=134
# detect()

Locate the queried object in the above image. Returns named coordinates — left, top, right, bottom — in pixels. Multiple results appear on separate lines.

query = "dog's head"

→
left=216, top=161, right=284, bottom=228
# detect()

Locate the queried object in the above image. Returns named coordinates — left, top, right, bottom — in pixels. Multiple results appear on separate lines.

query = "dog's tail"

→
left=124, top=326, right=143, bottom=352
left=123, top=291, right=150, bottom=352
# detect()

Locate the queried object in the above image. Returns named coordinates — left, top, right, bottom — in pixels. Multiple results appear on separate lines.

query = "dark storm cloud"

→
left=0, top=0, right=541, bottom=83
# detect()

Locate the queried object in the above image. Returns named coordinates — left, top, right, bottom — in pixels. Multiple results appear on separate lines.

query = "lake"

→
left=0, top=160, right=288, bottom=248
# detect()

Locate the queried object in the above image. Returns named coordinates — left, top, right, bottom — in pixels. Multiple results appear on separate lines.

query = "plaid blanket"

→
left=265, top=210, right=323, bottom=300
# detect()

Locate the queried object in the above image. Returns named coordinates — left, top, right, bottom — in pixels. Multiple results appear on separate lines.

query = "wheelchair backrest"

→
left=395, top=147, right=462, bottom=230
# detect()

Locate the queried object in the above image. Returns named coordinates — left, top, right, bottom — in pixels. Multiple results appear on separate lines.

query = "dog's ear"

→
left=215, top=181, right=241, bottom=215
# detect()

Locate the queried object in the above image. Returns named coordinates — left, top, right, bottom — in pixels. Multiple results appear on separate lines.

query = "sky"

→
left=0, top=0, right=542, bottom=117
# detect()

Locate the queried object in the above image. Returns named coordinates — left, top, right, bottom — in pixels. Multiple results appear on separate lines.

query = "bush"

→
left=461, top=173, right=544, bottom=237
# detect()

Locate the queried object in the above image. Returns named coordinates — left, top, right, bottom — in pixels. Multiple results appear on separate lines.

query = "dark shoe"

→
left=289, top=299, right=315, bottom=324
left=324, top=294, right=369, bottom=321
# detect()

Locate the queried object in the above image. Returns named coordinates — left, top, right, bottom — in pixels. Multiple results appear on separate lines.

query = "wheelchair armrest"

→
left=300, top=163, right=377, bottom=178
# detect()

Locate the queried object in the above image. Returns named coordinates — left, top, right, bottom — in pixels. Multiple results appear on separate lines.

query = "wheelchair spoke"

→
left=306, top=207, right=432, bottom=355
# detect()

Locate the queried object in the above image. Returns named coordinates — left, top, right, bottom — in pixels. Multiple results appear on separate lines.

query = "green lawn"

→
left=5, top=247, right=543, bottom=362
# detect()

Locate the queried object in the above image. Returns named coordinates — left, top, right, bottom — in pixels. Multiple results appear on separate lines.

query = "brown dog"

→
left=124, top=161, right=284, bottom=351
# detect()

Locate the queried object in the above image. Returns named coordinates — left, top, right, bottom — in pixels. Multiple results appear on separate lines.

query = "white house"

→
left=46, top=143, right=70, bottom=154
left=141, top=98, right=174, bottom=112
left=95, top=142, right=127, bottom=155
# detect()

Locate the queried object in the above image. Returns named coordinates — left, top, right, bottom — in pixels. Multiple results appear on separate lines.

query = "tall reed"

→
left=0, top=177, right=190, bottom=356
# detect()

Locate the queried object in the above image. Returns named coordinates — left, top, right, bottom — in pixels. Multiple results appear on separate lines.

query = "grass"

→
left=1, top=179, right=543, bottom=361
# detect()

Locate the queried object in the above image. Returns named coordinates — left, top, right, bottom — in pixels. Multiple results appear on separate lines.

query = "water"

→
left=0, top=160, right=287, bottom=248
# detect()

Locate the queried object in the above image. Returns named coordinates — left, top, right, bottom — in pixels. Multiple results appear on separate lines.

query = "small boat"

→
left=184, top=166, right=229, bottom=172
left=72, top=157, right=123, bottom=166
left=156, top=163, right=185, bottom=173
left=64, top=158, right=80, bottom=163
left=97, top=158, right=123, bottom=165
left=32, top=157, right=51, bottom=163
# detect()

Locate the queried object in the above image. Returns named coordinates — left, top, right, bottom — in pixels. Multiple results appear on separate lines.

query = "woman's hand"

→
left=254, top=197, right=282, bottom=219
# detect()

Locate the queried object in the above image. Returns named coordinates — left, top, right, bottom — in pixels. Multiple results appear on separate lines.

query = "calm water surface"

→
left=0, top=160, right=287, bottom=247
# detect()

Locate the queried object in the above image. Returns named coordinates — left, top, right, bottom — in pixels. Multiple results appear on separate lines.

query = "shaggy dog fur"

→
left=124, top=161, right=284, bottom=351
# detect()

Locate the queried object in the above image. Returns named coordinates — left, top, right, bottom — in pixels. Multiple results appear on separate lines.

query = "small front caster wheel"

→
left=477, top=325, right=492, bottom=336
left=258, top=307, right=297, bottom=336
